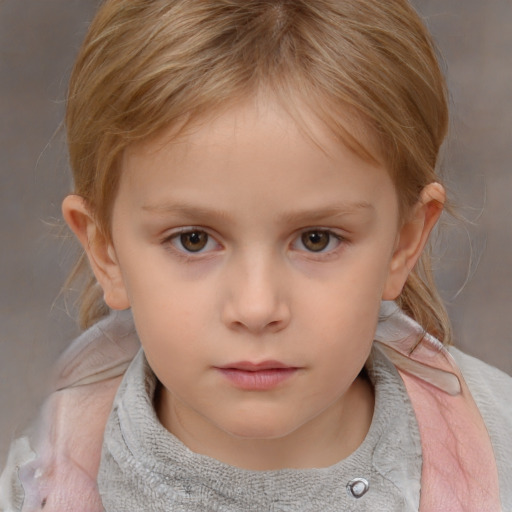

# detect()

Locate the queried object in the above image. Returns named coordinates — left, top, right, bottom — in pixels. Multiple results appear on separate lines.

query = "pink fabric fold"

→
left=19, top=378, right=121, bottom=512
left=375, top=301, right=502, bottom=511
left=18, top=312, right=140, bottom=512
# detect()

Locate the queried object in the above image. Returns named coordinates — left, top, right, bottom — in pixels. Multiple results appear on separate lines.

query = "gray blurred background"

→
left=1, top=1, right=511, bottom=466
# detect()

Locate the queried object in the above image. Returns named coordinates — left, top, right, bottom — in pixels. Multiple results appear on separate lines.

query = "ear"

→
left=382, top=182, right=445, bottom=300
left=62, top=195, right=130, bottom=310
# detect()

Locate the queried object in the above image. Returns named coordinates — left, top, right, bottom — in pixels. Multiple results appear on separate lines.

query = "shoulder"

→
left=449, top=347, right=512, bottom=508
left=449, top=346, right=512, bottom=415
left=0, top=438, right=35, bottom=512
left=0, top=311, right=140, bottom=512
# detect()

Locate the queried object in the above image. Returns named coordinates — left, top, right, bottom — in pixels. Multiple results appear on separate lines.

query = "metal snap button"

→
left=347, top=477, right=369, bottom=498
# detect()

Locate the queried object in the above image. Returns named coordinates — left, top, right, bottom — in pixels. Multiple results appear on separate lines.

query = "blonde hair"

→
left=66, top=0, right=451, bottom=342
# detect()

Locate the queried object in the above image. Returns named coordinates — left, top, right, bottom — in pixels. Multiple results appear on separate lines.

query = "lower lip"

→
left=217, top=368, right=298, bottom=390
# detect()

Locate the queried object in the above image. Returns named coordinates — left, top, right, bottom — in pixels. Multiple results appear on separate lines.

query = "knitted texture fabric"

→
left=98, top=347, right=423, bottom=511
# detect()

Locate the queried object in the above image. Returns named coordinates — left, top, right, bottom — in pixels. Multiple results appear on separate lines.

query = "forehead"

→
left=115, top=96, right=399, bottom=230
left=124, top=93, right=384, bottom=177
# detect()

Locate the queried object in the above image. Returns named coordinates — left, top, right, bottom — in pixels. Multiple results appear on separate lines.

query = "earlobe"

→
left=62, top=195, right=130, bottom=310
left=382, top=183, right=445, bottom=300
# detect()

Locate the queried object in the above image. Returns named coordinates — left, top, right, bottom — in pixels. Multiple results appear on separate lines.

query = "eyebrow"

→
left=142, top=202, right=232, bottom=222
left=279, top=202, right=374, bottom=225
left=141, top=201, right=374, bottom=224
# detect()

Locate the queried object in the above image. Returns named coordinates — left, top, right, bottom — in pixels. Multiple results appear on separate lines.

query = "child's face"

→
left=101, top=97, right=409, bottom=461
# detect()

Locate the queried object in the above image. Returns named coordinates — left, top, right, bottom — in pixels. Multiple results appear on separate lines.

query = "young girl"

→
left=1, top=0, right=511, bottom=510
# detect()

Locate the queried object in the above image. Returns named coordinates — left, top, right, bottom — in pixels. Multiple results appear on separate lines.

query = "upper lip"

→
left=218, top=361, right=296, bottom=371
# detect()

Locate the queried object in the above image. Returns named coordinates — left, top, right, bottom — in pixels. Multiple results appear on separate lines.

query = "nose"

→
left=221, top=254, right=291, bottom=334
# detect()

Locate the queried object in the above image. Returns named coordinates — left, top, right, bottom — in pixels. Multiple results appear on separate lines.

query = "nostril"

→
left=226, top=316, right=289, bottom=334
left=268, top=320, right=283, bottom=331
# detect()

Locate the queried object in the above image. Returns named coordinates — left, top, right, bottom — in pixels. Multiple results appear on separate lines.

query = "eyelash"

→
left=161, top=227, right=346, bottom=260
left=162, top=227, right=222, bottom=260
left=291, top=229, right=345, bottom=255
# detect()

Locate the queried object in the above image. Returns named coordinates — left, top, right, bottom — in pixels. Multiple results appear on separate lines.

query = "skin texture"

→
left=63, top=95, right=444, bottom=470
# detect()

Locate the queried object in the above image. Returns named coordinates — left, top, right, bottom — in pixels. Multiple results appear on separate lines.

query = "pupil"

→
left=302, top=231, right=329, bottom=252
left=181, top=231, right=207, bottom=252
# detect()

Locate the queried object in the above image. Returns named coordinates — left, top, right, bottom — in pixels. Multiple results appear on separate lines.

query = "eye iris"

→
left=181, top=231, right=208, bottom=252
left=302, top=231, right=329, bottom=252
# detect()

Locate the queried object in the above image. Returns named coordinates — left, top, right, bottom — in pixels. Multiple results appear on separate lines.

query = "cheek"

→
left=128, top=275, right=218, bottom=354
left=295, top=265, right=384, bottom=361
left=302, top=260, right=389, bottom=321
left=132, top=301, right=206, bottom=392
left=118, top=245, right=216, bottom=312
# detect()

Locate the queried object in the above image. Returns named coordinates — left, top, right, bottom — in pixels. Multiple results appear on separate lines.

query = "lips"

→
left=220, top=360, right=293, bottom=371
left=216, top=361, right=299, bottom=390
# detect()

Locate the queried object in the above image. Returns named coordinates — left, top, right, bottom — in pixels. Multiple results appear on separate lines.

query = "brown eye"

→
left=180, top=230, right=209, bottom=252
left=301, top=230, right=331, bottom=252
